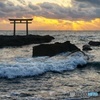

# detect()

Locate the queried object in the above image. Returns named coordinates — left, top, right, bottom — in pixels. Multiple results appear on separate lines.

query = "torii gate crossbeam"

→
left=9, top=18, right=33, bottom=36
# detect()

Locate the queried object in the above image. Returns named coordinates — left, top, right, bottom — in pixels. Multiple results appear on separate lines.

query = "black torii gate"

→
left=9, top=18, right=33, bottom=36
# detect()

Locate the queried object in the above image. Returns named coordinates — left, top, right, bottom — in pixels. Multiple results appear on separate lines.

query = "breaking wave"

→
left=0, top=52, right=88, bottom=78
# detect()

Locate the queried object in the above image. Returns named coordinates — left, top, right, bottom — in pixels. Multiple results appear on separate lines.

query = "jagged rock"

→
left=33, top=41, right=80, bottom=57
left=0, top=35, right=54, bottom=48
left=82, top=45, right=92, bottom=51
left=89, top=41, right=100, bottom=46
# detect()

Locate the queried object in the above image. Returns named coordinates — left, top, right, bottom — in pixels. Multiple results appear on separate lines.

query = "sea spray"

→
left=0, top=51, right=88, bottom=79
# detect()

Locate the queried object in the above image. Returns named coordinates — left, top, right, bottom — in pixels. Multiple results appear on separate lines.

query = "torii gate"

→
left=9, top=18, right=33, bottom=36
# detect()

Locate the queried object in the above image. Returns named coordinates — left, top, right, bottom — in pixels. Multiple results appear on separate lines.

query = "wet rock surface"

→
left=89, top=41, right=100, bottom=46
left=33, top=41, right=80, bottom=57
left=82, top=45, right=92, bottom=51
left=0, top=35, right=54, bottom=48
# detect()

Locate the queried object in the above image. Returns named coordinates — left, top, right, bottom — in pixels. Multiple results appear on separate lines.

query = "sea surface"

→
left=0, top=31, right=100, bottom=100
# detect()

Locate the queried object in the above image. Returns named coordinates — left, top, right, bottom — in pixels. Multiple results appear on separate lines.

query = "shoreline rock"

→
left=33, top=41, right=80, bottom=57
left=0, top=35, right=54, bottom=48
left=89, top=41, right=100, bottom=46
left=82, top=44, right=92, bottom=51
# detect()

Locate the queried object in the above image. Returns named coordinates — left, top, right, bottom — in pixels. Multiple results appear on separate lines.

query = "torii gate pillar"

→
left=9, top=18, right=33, bottom=36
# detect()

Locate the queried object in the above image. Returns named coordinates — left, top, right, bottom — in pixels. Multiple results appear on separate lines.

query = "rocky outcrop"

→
left=89, top=41, right=100, bottom=46
left=82, top=45, right=92, bottom=51
left=0, top=35, right=54, bottom=48
left=33, top=41, right=80, bottom=57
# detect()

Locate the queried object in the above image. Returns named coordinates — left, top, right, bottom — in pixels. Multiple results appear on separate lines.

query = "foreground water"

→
left=0, top=31, right=100, bottom=100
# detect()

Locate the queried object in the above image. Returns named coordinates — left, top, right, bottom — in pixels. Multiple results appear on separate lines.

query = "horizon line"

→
left=0, top=30, right=100, bottom=32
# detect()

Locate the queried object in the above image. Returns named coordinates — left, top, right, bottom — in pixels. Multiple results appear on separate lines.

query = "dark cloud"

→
left=17, top=0, right=26, bottom=5
left=36, top=2, right=100, bottom=20
left=75, top=0, right=100, bottom=6
left=0, top=0, right=31, bottom=18
left=28, top=3, right=40, bottom=10
left=0, top=11, right=6, bottom=17
left=39, top=2, right=53, bottom=9
left=0, top=1, right=5, bottom=8
left=0, top=0, right=100, bottom=20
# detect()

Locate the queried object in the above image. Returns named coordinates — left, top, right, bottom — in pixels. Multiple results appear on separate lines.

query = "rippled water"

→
left=0, top=31, right=100, bottom=100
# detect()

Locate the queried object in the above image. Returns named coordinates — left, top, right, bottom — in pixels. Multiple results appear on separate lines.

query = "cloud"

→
left=0, top=0, right=100, bottom=21
left=28, top=3, right=40, bottom=10
left=0, top=0, right=31, bottom=18
left=35, top=2, right=100, bottom=20
left=75, top=0, right=100, bottom=7
left=17, top=0, right=27, bottom=5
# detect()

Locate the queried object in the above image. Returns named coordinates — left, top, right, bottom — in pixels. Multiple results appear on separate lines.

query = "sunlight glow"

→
left=0, top=20, right=9, bottom=24
left=0, top=17, right=100, bottom=30
left=0, top=0, right=100, bottom=30
left=31, top=17, right=100, bottom=30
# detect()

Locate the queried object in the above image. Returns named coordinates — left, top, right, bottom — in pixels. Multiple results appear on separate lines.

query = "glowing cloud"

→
left=0, top=0, right=100, bottom=30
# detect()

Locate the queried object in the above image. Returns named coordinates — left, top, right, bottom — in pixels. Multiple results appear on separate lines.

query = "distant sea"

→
left=0, top=30, right=100, bottom=100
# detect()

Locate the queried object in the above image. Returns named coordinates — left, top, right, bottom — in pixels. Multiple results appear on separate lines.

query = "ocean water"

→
left=0, top=31, right=100, bottom=100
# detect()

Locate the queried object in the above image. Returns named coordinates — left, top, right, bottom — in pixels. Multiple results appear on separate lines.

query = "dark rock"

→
left=33, top=41, right=80, bottom=57
left=89, top=41, right=100, bottom=46
left=77, top=64, right=87, bottom=69
left=19, top=93, right=33, bottom=97
left=82, top=45, right=92, bottom=51
left=0, top=35, right=54, bottom=48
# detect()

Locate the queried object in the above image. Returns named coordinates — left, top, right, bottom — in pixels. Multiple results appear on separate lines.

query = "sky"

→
left=0, top=0, right=100, bottom=30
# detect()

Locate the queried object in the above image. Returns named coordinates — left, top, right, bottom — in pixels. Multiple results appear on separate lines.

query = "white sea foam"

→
left=0, top=52, right=88, bottom=78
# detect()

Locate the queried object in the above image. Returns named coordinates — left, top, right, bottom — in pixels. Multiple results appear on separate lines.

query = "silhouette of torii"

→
left=9, top=18, right=33, bottom=36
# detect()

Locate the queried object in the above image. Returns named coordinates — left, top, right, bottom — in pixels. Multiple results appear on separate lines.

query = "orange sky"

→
left=0, top=16, right=100, bottom=31
left=0, top=0, right=100, bottom=30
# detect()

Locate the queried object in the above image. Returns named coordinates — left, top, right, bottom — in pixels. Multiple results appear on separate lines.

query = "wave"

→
left=0, top=52, right=88, bottom=79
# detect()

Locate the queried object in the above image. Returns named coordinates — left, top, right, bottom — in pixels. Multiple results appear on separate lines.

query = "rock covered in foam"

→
left=33, top=41, right=80, bottom=57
